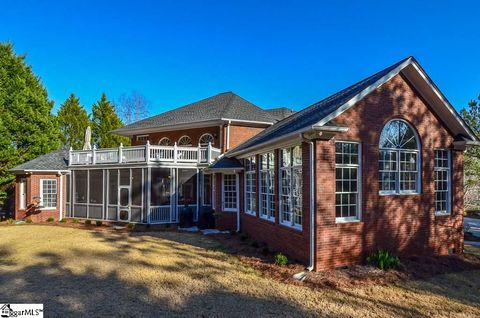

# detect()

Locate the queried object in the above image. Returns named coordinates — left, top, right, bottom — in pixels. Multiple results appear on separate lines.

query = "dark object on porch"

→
left=198, top=207, right=215, bottom=229
left=179, top=204, right=194, bottom=228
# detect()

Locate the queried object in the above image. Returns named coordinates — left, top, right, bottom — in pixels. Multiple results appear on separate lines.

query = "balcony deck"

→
left=69, top=142, right=221, bottom=166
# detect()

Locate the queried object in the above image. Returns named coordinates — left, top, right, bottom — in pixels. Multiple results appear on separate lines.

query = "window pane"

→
left=434, top=150, right=450, bottom=214
left=335, top=142, right=360, bottom=220
left=223, top=174, right=237, bottom=210
left=89, top=170, right=103, bottom=204
left=42, top=179, right=57, bottom=208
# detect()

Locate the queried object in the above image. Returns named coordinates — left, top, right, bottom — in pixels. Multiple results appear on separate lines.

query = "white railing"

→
left=150, top=206, right=171, bottom=223
left=69, top=142, right=220, bottom=166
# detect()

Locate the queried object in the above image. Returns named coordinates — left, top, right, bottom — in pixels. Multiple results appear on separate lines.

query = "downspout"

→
left=59, top=172, right=63, bottom=221
left=301, top=133, right=315, bottom=271
left=226, top=120, right=231, bottom=151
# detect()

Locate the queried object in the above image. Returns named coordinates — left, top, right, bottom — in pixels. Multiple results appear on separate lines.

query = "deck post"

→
left=146, top=140, right=150, bottom=163
left=68, top=147, right=73, bottom=166
left=119, top=143, right=123, bottom=163
left=207, top=142, right=212, bottom=163
left=173, top=142, right=178, bottom=164
left=92, top=145, right=96, bottom=165
left=197, top=146, right=201, bottom=163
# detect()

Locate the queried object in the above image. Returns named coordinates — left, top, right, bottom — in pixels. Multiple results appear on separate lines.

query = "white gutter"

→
left=301, top=133, right=316, bottom=271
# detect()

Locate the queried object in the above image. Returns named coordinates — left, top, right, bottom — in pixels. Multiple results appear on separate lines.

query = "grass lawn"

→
left=0, top=226, right=479, bottom=317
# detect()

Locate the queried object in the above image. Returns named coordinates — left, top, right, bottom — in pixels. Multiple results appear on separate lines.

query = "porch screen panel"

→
left=108, top=170, right=118, bottom=205
left=178, top=169, right=197, bottom=206
left=89, top=170, right=103, bottom=204
left=120, top=169, right=130, bottom=186
left=151, top=168, right=171, bottom=206
left=131, top=169, right=143, bottom=206
left=131, top=207, right=142, bottom=222
left=66, top=174, right=72, bottom=217
left=74, top=170, right=88, bottom=218
left=107, top=207, right=117, bottom=221
left=203, top=174, right=212, bottom=206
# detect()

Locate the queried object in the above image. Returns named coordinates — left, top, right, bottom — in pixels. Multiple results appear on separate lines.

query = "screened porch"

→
left=64, top=167, right=213, bottom=224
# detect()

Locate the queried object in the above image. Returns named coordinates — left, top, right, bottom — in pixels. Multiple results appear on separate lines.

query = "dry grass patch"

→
left=0, top=226, right=479, bottom=317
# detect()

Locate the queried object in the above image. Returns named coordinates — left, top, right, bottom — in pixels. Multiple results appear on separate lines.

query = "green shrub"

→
left=85, top=219, right=92, bottom=225
left=251, top=240, right=259, bottom=248
left=6, top=218, right=14, bottom=224
left=261, top=247, right=270, bottom=256
left=26, top=218, right=33, bottom=224
left=127, top=223, right=135, bottom=230
left=274, top=253, right=288, bottom=266
left=72, top=218, right=79, bottom=223
left=95, top=220, right=103, bottom=227
left=47, top=217, right=54, bottom=223
left=367, top=250, right=400, bottom=270
left=59, top=218, right=67, bottom=223
left=240, top=234, right=248, bottom=242
left=146, top=223, right=151, bottom=229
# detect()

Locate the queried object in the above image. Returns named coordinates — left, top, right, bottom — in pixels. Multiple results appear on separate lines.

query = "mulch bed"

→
left=210, top=232, right=480, bottom=289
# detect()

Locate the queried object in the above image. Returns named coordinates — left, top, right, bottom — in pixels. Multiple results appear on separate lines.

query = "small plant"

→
left=96, top=220, right=103, bottom=226
left=251, top=240, right=259, bottom=248
left=26, top=218, right=33, bottom=224
left=59, top=218, right=67, bottom=223
left=6, top=218, right=14, bottom=224
left=367, top=250, right=400, bottom=270
left=229, top=230, right=237, bottom=236
left=47, top=217, right=54, bottom=223
left=274, top=253, right=288, bottom=266
left=127, top=223, right=135, bottom=230
left=72, top=218, right=79, bottom=223
left=85, top=219, right=92, bottom=225
left=261, top=247, right=270, bottom=256
left=240, top=234, right=248, bottom=242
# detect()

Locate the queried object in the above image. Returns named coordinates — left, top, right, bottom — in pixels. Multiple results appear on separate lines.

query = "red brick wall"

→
left=132, top=126, right=221, bottom=148
left=314, top=73, right=464, bottom=270
left=226, top=125, right=265, bottom=151
left=15, top=173, right=66, bottom=222
left=240, top=144, right=311, bottom=264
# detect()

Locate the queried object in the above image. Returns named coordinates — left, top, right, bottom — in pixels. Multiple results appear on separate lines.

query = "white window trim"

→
left=40, top=179, right=57, bottom=210
left=158, top=137, right=172, bottom=146
left=244, top=157, right=256, bottom=216
left=335, top=141, right=362, bottom=223
left=435, top=149, right=452, bottom=216
left=279, top=146, right=303, bottom=230
left=222, top=173, right=238, bottom=212
left=259, top=152, right=275, bottom=222
left=379, top=119, right=421, bottom=195
left=178, top=135, right=193, bottom=147
left=199, top=133, right=215, bottom=147
left=136, top=134, right=149, bottom=142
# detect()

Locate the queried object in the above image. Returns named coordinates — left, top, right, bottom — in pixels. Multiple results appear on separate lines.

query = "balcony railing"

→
left=69, top=142, right=221, bottom=166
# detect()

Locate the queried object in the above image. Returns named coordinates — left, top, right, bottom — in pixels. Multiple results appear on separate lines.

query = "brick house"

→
left=10, top=57, right=479, bottom=270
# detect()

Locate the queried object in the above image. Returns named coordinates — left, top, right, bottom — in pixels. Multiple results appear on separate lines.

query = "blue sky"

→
left=1, top=0, right=479, bottom=115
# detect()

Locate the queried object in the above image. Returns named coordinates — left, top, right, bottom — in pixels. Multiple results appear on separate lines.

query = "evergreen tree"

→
left=0, top=43, right=60, bottom=203
left=57, top=93, right=90, bottom=150
left=91, top=93, right=130, bottom=148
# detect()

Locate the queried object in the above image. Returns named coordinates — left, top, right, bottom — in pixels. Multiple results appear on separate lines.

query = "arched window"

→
left=158, top=137, right=173, bottom=146
left=198, top=133, right=214, bottom=147
left=177, top=136, right=192, bottom=146
left=379, top=120, right=420, bottom=194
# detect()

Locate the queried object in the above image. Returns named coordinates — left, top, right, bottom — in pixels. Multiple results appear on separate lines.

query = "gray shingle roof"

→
left=265, top=107, right=296, bottom=121
left=10, top=150, right=69, bottom=172
left=112, top=92, right=277, bottom=134
left=229, top=57, right=412, bottom=154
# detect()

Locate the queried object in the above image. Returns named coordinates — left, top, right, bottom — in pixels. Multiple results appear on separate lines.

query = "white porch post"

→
left=119, top=143, right=123, bottom=163
left=146, top=140, right=150, bottom=163
left=173, top=142, right=178, bottom=164
left=147, top=167, right=151, bottom=224
left=207, top=142, right=212, bottom=163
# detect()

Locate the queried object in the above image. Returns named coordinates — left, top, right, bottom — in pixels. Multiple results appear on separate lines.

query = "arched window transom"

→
left=379, top=120, right=420, bottom=194
left=177, top=136, right=192, bottom=146
left=158, top=137, right=173, bottom=146
left=198, top=133, right=214, bottom=147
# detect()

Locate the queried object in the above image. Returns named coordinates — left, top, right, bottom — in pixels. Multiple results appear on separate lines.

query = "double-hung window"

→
left=259, top=152, right=275, bottom=221
left=379, top=120, right=420, bottom=194
left=335, top=142, right=361, bottom=222
left=435, top=149, right=451, bottom=215
left=222, top=174, right=238, bottom=212
left=280, top=146, right=302, bottom=229
left=244, top=156, right=256, bottom=215
left=40, top=179, right=57, bottom=209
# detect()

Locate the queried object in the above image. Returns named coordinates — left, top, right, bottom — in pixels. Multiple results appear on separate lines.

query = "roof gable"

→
left=228, top=56, right=478, bottom=156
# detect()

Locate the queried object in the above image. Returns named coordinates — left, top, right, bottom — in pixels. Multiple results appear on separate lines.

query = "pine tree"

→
left=57, top=93, right=90, bottom=150
left=91, top=93, right=130, bottom=148
left=0, top=43, right=60, bottom=203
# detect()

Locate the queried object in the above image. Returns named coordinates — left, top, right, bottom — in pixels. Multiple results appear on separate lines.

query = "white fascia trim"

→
left=409, top=62, right=479, bottom=142
left=14, top=170, right=70, bottom=174
left=220, top=118, right=274, bottom=126
left=316, top=58, right=413, bottom=127
left=111, top=119, right=224, bottom=136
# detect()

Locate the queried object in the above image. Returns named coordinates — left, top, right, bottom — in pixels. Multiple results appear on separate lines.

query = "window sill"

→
left=222, top=209, right=238, bottom=213
left=379, top=191, right=420, bottom=196
left=40, top=207, right=57, bottom=211
left=336, top=218, right=361, bottom=224
left=260, top=215, right=275, bottom=222
left=244, top=211, right=256, bottom=217
left=435, top=212, right=451, bottom=217
left=280, top=221, right=302, bottom=232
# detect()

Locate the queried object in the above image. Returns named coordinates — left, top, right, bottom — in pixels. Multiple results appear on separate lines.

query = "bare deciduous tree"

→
left=116, top=91, right=150, bottom=124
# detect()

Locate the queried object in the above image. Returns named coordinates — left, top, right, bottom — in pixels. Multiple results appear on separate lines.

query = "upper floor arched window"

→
left=198, top=133, right=214, bottom=147
left=178, top=135, right=192, bottom=146
left=379, top=119, right=420, bottom=194
left=158, top=137, right=173, bottom=146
